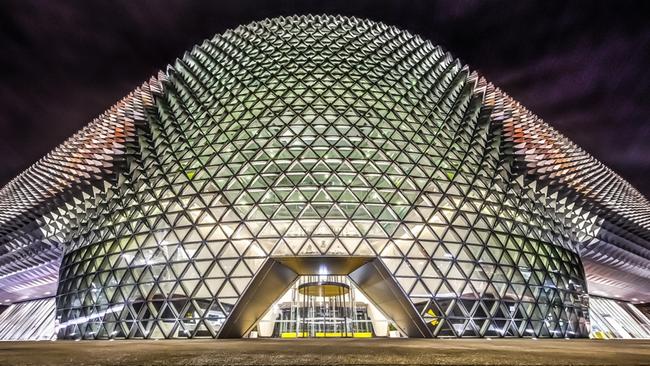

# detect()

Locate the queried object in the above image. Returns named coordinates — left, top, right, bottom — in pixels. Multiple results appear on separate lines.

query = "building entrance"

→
left=218, top=257, right=432, bottom=339
left=255, top=275, right=388, bottom=338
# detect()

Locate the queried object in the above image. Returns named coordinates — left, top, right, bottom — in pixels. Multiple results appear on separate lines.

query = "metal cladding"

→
left=489, top=90, right=650, bottom=301
left=0, top=77, right=165, bottom=303
left=0, top=15, right=648, bottom=339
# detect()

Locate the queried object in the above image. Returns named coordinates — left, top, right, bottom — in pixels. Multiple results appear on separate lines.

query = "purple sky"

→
left=1, top=0, right=649, bottom=196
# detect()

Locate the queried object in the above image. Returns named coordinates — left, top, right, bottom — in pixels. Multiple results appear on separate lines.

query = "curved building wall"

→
left=53, top=16, right=589, bottom=339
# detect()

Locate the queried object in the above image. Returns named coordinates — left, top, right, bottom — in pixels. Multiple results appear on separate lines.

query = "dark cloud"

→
left=1, top=0, right=649, bottom=195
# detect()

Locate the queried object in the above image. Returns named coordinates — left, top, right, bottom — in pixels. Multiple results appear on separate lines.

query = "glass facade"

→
left=589, top=297, right=650, bottom=339
left=0, top=298, right=56, bottom=341
left=1, top=15, right=648, bottom=341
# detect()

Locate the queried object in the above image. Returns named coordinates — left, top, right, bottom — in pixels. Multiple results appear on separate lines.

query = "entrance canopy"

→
left=217, top=256, right=431, bottom=338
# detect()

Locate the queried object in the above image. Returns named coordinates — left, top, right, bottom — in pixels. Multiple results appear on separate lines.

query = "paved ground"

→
left=0, top=338, right=648, bottom=366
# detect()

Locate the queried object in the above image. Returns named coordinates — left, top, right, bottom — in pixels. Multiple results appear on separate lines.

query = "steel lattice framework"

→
left=0, top=15, right=648, bottom=339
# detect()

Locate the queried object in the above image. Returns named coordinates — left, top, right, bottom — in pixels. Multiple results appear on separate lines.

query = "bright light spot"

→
left=57, top=304, right=124, bottom=329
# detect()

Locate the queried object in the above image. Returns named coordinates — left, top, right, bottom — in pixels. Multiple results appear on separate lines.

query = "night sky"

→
left=1, top=0, right=649, bottom=196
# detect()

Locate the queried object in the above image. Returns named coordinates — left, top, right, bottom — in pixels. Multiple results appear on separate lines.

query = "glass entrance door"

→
left=270, top=275, right=375, bottom=338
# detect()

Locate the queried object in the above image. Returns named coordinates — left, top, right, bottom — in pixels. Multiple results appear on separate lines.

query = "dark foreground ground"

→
left=0, top=338, right=649, bottom=366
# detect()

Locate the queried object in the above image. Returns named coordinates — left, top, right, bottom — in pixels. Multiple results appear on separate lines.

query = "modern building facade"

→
left=0, top=15, right=649, bottom=340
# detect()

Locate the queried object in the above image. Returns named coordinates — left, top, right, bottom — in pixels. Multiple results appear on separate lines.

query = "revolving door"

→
left=272, top=275, right=374, bottom=337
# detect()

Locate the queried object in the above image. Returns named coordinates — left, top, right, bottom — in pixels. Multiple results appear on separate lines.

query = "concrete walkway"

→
left=0, top=338, right=648, bottom=365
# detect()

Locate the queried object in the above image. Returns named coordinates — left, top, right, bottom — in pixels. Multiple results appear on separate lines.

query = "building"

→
left=0, top=15, right=649, bottom=340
